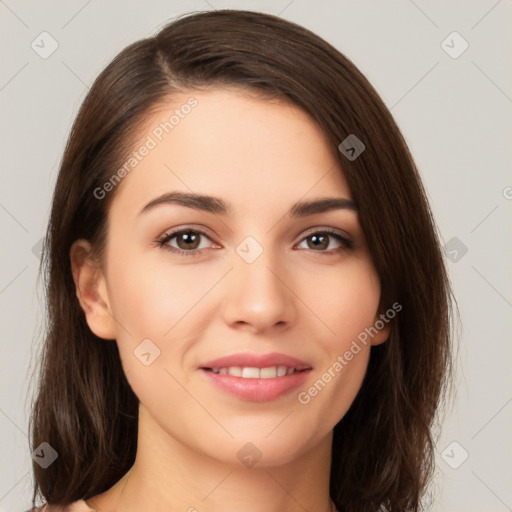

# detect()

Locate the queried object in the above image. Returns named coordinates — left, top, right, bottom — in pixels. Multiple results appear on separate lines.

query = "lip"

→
left=199, top=367, right=312, bottom=402
left=198, top=352, right=313, bottom=402
left=199, top=352, right=312, bottom=371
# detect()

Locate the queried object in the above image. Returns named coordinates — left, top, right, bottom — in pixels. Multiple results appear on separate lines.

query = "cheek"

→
left=106, top=247, right=213, bottom=338
left=303, top=258, right=381, bottom=345
left=105, top=247, right=226, bottom=391
left=105, top=260, right=198, bottom=407
left=294, top=262, right=379, bottom=418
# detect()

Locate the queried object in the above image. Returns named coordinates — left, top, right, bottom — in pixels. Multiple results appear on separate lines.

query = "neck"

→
left=88, top=404, right=335, bottom=512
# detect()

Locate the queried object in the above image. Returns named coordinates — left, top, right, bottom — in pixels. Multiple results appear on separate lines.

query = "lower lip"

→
left=199, top=368, right=312, bottom=402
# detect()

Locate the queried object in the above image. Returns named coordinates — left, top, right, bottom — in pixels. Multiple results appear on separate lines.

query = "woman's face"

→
left=81, top=87, right=388, bottom=467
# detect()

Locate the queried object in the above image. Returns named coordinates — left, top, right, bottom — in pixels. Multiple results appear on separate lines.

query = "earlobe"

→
left=370, top=312, right=392, bottom=346
left=70, top=239, right=116, bottom=340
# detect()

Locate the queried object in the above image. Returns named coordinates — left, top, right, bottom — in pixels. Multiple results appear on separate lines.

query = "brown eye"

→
left=306, top=233, right=330, bottom=250
left=297, top=230, right=352, bottom=253
left=175, top=231, right=201, bottom=250
left=157, top=228, right=215, bottom=256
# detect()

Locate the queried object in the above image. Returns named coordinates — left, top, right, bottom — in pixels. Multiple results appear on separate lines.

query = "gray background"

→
left=1, top=1, right=511, bottom=510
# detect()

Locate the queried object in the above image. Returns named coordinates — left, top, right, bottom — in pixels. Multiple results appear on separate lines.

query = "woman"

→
left=29, top=9, right=453, bottom=512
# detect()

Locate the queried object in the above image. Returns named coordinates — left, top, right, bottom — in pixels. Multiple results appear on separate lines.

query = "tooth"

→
left=277, top=365, right=288, bottom=377
left=216, top=366, right=295, bottom=378
left=260, top=366, right=278, bottom=378
left=228, top=367, right=243, bottom=377
left=242, top=367, right=260, bottom=378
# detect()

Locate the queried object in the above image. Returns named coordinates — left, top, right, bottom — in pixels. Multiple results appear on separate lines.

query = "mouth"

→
left=201, top=366, right=309, bottom=378
left=197, top=352, right=313, bottom=401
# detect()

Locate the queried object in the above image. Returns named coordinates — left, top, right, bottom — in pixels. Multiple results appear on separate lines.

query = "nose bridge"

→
left=222, top=235, right=294, bottom=331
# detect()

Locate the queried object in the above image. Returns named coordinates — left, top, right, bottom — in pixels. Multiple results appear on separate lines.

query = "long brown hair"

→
left=30, top=9, right=453, bottom=511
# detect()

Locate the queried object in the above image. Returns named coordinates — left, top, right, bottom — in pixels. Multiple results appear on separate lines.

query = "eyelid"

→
left=156, top=224, right=217, bottom=243
left=298, top=225, right=352, bottom=241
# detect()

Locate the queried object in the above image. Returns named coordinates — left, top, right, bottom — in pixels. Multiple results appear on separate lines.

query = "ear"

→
left=369, top=310, right=392, bottom=347
left=70, top=239, right=116, bottom=340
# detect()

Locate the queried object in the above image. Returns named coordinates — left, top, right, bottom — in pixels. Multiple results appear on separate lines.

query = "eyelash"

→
left=155, top=227, right=353, bottom=257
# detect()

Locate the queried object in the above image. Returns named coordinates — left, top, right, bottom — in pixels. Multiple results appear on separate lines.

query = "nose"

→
left=221, top=248, right=296, bottom=334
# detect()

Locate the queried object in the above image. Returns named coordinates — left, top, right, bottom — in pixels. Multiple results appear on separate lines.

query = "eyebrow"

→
left=138, top=191, right=357, bottom=217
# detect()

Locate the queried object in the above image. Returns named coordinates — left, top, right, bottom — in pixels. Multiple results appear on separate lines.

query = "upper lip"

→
left=199, top=352, right=312, bottom=370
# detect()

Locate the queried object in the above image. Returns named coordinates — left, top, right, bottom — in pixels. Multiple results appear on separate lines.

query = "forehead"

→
left=111, top=87, right=351, bottom=218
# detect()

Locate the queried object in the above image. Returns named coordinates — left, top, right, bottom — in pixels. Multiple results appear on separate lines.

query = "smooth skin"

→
left=70, top=87, right=389, bottom=512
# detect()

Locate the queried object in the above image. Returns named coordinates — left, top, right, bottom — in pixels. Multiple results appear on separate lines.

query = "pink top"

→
left=32, top=498, right=341, bottom=511
left=30, top=500, right=95, bottom=512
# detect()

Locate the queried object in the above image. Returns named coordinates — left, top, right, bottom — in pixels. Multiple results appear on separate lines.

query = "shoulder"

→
left=26, top=500, right=95, bottom=512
